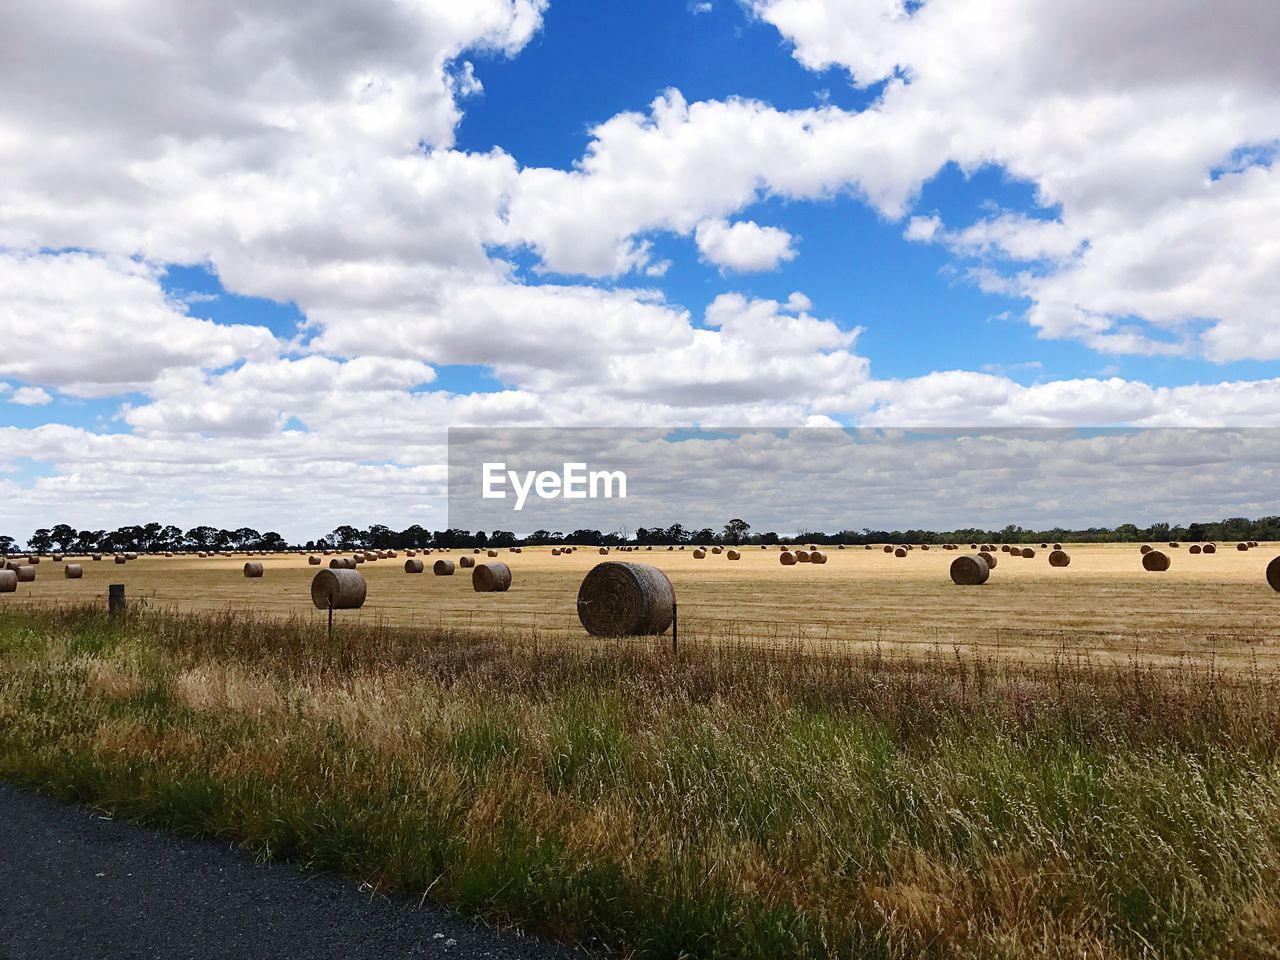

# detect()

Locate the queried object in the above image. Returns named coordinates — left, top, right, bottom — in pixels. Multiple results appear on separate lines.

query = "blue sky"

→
left=2, top=0, right=1279, bottom=539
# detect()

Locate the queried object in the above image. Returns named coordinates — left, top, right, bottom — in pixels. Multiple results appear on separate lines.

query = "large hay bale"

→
left=796, top=550, right=812, bottom=563
left=1189, top=544, right=1202, bottom=554
left=726, top=549, right=741, bottom=560
left=551, top=548, right=561, bottom=556
left=64, top=564, right=83, bottom=579
left=577, top=562, right=675, bottom=636
left=883, top=545, right=894, bottom=553
left=810, top=551, right=827, bottom=564
left=1048, top=550, right=1070, bottom=567
left=404, top=558, right=425, bottom=574
left=1021, top=548, right=1036, bottom=559
left=406, top=550, right=416, bottom=557
left=308, top=555, right=321, bottom=565
left=894, top=547, right=907, bottom=558
left=26, top=556, right=40, bottom=565
left=1203, top=543, right=1217, bottom=554
left=950, top=555, right=990, bottom=586
left=0, top=570, right=15, bottom=592
left=1142, top=550, right=1171, bottom=572
left=473, top=562, right=512, bottom=592
left=1267, top=556, right=1280, bottom=592
left=487, top=549, right=498, bottom=558
left=16, top=566, right=35, bottom=582
left=693, top=549, right=706, bottom=559
left=433, top=559, right=456, bottom=576
left=981, top=552, right=998, bottom=569
left=244, top=562, right=264, bottom=578
left=780, top=551, right=797, bottom=566
left=1000, top=545, right=1010, bottom=553
left=311, top=569, right=367, bottom=609
left=460, top=555, right=476, bottom=569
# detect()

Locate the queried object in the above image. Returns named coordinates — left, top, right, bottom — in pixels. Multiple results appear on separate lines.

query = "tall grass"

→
left=2, top=604, right=1280, bottom=958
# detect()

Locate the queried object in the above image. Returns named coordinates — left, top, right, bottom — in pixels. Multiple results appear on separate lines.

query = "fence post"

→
left=108, top=583, right=126, bottom=617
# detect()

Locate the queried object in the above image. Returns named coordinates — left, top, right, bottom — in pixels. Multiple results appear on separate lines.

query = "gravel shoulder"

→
left=0, top=781, right=583, bottom=960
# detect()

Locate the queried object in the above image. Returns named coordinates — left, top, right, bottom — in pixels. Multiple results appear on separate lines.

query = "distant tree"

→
left=49, top=523, right=77, bottom=552
left=691, top=528, right=715, bottom=545
left=330, top=525, right=361, bottom=550
left=722, top=518, right=751, bottom=545
left=489, top=530, right=517, bottom=547
left=28, top=528, right=53, bottom=553
left=260, top=532, right=287, bottom=551
left=158, top=525, right=184, bottom=550
left=0, top=535, right=15, bottom=555
left=570, top=528, right=603, bottom=546
left=185, top=526, right=217, bottom=549
left=528, top=529, right=552, bottom=544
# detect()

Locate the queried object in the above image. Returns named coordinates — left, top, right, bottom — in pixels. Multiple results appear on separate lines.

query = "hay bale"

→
left=52, top=554, right=63, bottom=562
left=796, top=550, right=811, bottom=563
left=780, top=551, right=797, bottom=566
left=114, top=556, right=126, bottom=565
left=1142, top=550, right=1171, bottom=572
left=1267, top=556, right=1280, bottom=593
left=711, top=546, right=723, bottom=554
left=810, top=551, right=827, bottom=564
left=726, top=549, right=741, bottom=560
left=460, top=555, right=476, bottom=569
left=1169, top=542, right=1179, bottom=548
left=244, top=562, right=264, bottom=578
left=865, top=545, right=872, bottom=550
left=92, top=554, right=103, bottom=561
left=894, top=547, right=907, bottom=558
left=693, top=549, right=706, bottom=559
left=433, top=559, right=456, bottom=576
left=26, top=556, right=40, bottom=565
left=1204, top=543, right=1217, bottom=554
left=1140, top=545, right=1152, bottom=554
left=576, top=561, right=675, bottom=636
left=328, top=557, right=355, bottom=569
left=311, top=568, right=367, bottom=609
left=473, top=562, right=512, bottom=592
left=981, top=552, right=998, bottom=569
left=1040, top=543, right=1048, bottom=549
left=16, top=565, right=35, bottom=582
left=404, top=558, right=425, bottom=574
left=970, top=543, right=978, bottom=549
left=950, top=555, right=990, bottom=586
left=551, top=548, right=561, bottom=556
left=124, top=553, right=137, bottom=561
left=883, top=545, right=894, bottom=553
left=354, top=555, right=366, bottom=564
left=64, top=563, right=83, bottom=579
left=1189, top=545, right=1202, bottom=554
left=1021, top=548, right=1036, bottom=558
left=921, top=544, right=930, bottom=551
left=1000, top=545, right=1010, bottom=553
left=1048, top=550, right=1070, bottom=567
left=308, top=555, right=321, bottom=565
left=0, top=570, right=15, bottom=593
left=1237, top=542, right=1250, bottom=552
left=487, top=549, right=499, bottom=558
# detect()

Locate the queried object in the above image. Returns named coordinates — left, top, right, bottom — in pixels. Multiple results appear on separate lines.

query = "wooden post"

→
left=108, top=583, right=126, bottom=617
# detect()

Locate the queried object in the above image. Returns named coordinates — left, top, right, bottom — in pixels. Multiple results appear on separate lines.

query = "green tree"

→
left=722, top=518, right=751, bottom=545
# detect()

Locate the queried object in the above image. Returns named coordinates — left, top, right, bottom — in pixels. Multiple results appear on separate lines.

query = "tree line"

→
left=4, top=516, right=1279, bottom=556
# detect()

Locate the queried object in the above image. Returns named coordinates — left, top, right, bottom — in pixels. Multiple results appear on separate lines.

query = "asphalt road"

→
left=0, top=782, right=584, bottom=960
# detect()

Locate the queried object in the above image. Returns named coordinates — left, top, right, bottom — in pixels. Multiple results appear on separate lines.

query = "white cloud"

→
left=10, top=386, right=51, bottom=406
left=695, top=219, right=797, bottom=271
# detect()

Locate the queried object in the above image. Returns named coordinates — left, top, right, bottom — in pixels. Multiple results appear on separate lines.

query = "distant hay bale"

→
left=310, top=568, right=367, bottom=610
left=1189, top=545, right=1202, bottom=554
left=726, top=549, right=741, bottom=559
left=970, top=543, right=978, bottom=549
left=894, top=547, right=907, bottom=558
left=1053, top=543, right=1063, bottom=550
left=406, top=550, right=416, bottom=557
left=1140, top=545, right=1153, bottom=554
left=92, top=554, right=103, bottom=561
left=460, top=556, right=476, bottom=569
left=328, top=557, right=356, bottom=569
left=883, top=545, right=894, bottom=553
left=26, top=556, right=40, bottom=564
left=950, top=555, right=990, bottom=586
left=551, top=548, right=561, bottom=556
left=125, top=553, right=138, bottom=561
left=487, top=549, right=499, bottom=558
left=780, top=551, right=797, bottom=566
left=921, top=544, right=930, bottom=551
left=577, top=561, right=675, bottom=636
left=1267, top=556, right=1280, bottom=593
left=865, top=545, right=872, bottom=550
left=1000, top=545, right=1010, bottom=553
left=308, top=555, right=321, bottom=565
left=52, top=554, right=63, bottom=562
left=1040, top=543, right=1048, bottom=549
left=1203, top=543, right=1217, bottom=554
left=810, top=551, right=827, bottom=564
left=1021, top=548, right=1036, bottom=558
left=838, top=544, right=845, bottom=550
left=404, top=559, right=424, bottom=574
left=796, top=550, right=811, bottom=563
left=1048, top=550, right=1070, bottom=567
left=1142, top=550, right=1171, bottom=572
left=981, top=552, right=998, bottom=569
left=712, top=546, right=723, bottom=554
left=1169, top=542, right=1179, bottom=548
left=114, top=556, right=126, bottom=565
left=354, top=555, right=366, bottom=564
left=244, top=562, right=264, bottom=578
left=0, top=570, right=15, bottom=593
left=473, top=548, right=482, bottom=554
left=323, top=549, right=333, bottom=555
left=599, top=547, right=610, bottom=555
left=473, top=562, right=512, bottom=593
left=64, top=563, right=83, bottom=579
left=433, top=559, right=456, bottom=576
left=1237, top=542, right=1250, bottom=551
left=693, top=549, right=706, bottom=559
left=16, top=565, right=35, bottom=582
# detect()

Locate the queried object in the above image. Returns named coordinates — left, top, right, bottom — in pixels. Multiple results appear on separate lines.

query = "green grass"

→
left=2, top=603, right=1280, bottom=958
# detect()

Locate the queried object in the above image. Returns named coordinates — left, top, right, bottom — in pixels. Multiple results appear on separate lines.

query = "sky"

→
left=2, top=0, right=1279, bottom=542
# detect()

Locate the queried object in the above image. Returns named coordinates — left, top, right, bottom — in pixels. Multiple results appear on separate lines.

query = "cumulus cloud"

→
left=10, top=386, right=52, bottom=406
left=695, top=219, right=797, bottom=271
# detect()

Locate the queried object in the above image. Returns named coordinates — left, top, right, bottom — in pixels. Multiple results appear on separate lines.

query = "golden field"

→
left=5, top=543, right=1279, bottom=668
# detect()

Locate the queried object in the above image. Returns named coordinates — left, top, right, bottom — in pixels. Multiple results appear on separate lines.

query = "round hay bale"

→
left=780, top=551, right=797, bottom=566
left=64, top=563, right=83, bottom=579
left=308, top=555, right=321, bottom=565
left=328, top=557, right=355, bottom=569
left=1203, top=543, right=1217, bottom=554
left=693, top=549, right=706, bottom=559
left=726, top=549, right=741, bottom=560
left=970, top=543, right=978, bottom=549
left=26, top=556, right=40, bottom=565
left=598, top=547, right=610, bottom=555
left=433, top=559, right=456, bottom=576
left=1048, top=550, right=1070, bottom=567
left=1237, top=542, right=1250, bottom=552
left=406, top=550, right=416, bottom=557
left=796, top=550, right=811, bottom=563
left=244, top=562, right=264, bottom=578
left=950, top=555, right=990, bottom=586
left=52, top=554, right=63, bottom=562
left=311, top=569, right=367, bottom=609
left=1189, top=544, right=1202, bottom=554
left=1142, top=550, right=1171, bottom=572
left=1000, top=545, right=1010, bottom=553
left=487, top=549, right=498, bottom=558
left=711, top=546, right=723, bottom=554
left=460, top=555, right=476, bottom=569
left=92, top=554, right=103, bottom=561
left=1040, top=543, right=1048, bottom=549
left=404, top=558, right=424, bottom=574
left=16, top=566, right=35, bottom=582
left=981, top=552, right=998, bottom=569
left=576, top=562, right=675, bottom=636
left=810, top=551, right=827, bottom=564
left=0, top=570, right=15, bottom=593
left=124, top=553, right=137, bottom=561
left=864, top=545, right=872, bottom=550
left=1021, top=548, right=1036, bottom=559
left=1169, top=542, right=1179, bottom=548
left=354, top=555, right=366, bottom=564
left=114, top=556, right=126, bottom=565
left=921, top=544, right=930, bottom=551
left=1267, top=556, right=1280, bottom=592
left=551, top=548, right=561, bottom=556
left=883, top=545, right=894, bottom=553
left=1053, top=543, right=1063, bottom=550
left=473, top=562, right=512, bottom=593
left=1140, top=545, right=1153, bottom=554
left=894, top=547, right=907, bottom=558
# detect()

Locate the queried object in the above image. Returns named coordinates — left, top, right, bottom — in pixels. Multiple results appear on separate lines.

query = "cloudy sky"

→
left=2, top=0, right=1278, bottom=541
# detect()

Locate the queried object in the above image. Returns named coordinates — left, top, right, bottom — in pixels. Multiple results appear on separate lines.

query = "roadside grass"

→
left=2, top=604, right=1280, bottom=958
